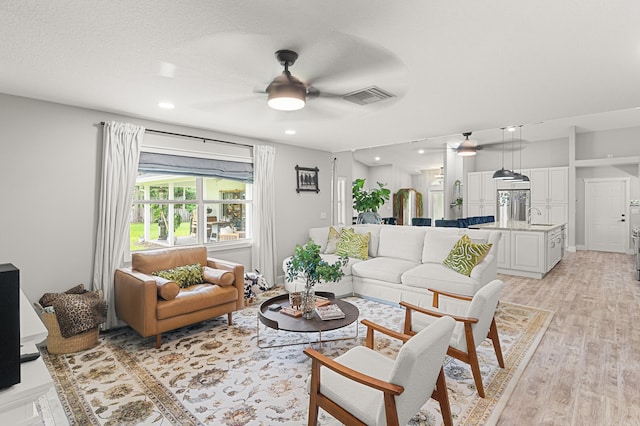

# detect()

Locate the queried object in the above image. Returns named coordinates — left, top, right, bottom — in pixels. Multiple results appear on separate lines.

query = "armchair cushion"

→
left=203, top=266, right=234, bottom=286
left=152, top=263, right=204, bottom=288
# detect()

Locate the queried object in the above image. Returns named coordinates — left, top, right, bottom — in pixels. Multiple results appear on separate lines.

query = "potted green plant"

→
left=352, top=178, right=391, bottom=224
left=286, top=240, right=348, bottom=319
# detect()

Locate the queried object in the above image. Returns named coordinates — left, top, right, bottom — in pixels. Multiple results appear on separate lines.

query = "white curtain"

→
left=93, top=121, right=144, bottom=329
left=252, top=145, right=277, bottom=287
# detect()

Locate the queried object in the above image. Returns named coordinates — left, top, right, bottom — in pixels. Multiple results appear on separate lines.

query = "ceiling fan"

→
left=263, top=49, right=395, bottom=112
left=264, top=50, right=310, bottom=111
left=455, top=132, right=483, bottom=156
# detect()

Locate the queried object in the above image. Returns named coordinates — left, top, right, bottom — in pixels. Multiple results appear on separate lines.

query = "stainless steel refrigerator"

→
left=496, top=189, right=530, bottom=223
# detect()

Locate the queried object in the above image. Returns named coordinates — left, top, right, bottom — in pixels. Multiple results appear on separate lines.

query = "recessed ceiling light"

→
left=507, top=126, right=516, bottom=132
left=418, top=149, right=425, bottom=154
left=158, top=102, right=175, bottom=109
left=285, top=129, right=296, bottom=135
left=374, top=156, right=381, bottom=161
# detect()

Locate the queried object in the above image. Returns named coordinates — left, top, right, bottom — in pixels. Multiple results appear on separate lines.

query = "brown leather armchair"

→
left=114, top=246, right=244, bottom=348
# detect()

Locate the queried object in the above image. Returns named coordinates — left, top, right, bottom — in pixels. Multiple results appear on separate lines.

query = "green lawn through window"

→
left=129, top=222, right=192, bottom=251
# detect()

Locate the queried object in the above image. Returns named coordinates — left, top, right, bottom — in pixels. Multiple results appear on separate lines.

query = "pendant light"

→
left=518, top=125, right=530, bottom=182
left=492, top=128, right=515, bottom=180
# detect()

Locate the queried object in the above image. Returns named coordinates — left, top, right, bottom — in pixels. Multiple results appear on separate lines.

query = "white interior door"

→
left=585, top=178, right=629, bottom=253
left=429, top=189, right=444, bottom=220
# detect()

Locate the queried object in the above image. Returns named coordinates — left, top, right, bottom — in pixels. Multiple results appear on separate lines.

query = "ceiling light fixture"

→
left=493, top=128, right=515, bottom=180
left=266, top=50, right=306, bottom=111
left=374, top=156, right=381, bottom=161
left=285, top=129, right=296, bottom=135
left=158, top=101, right=175, bottom=109
left=457, top=132, right=477, bottom=156
left=418, top=149, right=425, bottom=154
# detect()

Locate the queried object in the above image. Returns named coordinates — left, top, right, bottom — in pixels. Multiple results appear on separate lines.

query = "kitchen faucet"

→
left=527, top=207, right=542, bottom=225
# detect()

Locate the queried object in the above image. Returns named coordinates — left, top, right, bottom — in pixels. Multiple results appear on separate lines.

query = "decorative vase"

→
left=357, top=211, right=381, bottom=224
left=301, top=286, right=316, bottom=319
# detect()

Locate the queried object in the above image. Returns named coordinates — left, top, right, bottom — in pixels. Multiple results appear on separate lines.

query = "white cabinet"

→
left=467, top=172, right=496, bottom=217
left=511, top=231, right=546, bottom=273
left=496, top=230, right=511, bottom=269
left=530, top=167, right=568, bottom=225
left=546, top=228, right=564, bottom=271
left=0, top=290, right=53, bottom=425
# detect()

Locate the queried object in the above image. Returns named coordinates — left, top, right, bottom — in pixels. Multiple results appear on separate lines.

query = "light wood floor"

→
left=497, top=250, right=640, bottom=425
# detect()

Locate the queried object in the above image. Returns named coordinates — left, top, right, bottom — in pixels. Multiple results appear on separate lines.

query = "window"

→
left=129, top=151, right=253, bottom=252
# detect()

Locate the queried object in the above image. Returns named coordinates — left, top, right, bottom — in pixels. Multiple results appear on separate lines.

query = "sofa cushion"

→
left=309, top=227, right=333, bottom=252
left=203, top=266, right=235, bottom=286
left=153, top=263, right=204, bottom=288
left=421, top=230, right=463, bottom=264
left=352, top=257, right=420, bottom=284
left=442, top=234, right=492, bottom=276
left=377, top=226, right=426, bottom=263
left=336, top=228, right=370, bottom=260
left=132, top=246, right=208, bottom=274
left=156, top=284, right=238, bottom=320
left=401, top=263, right=482, bottom=296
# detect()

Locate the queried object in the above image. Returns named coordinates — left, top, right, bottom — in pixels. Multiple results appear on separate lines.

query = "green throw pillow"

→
left=153, top=263, right=204, bottom=289
left=336, top=228, right=370, bottom=260
left=442, top=234, right=492, bottom=276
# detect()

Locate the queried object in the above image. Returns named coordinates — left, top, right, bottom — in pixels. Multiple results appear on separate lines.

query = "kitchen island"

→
left=469, top=221, right=566, bottom=279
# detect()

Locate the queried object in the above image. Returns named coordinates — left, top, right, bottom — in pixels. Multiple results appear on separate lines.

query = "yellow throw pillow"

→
left=325, top=226, right=342, bottom=254
left=336, top=228, right=370, bottom=260
left=442, top=234, right=492, bottom=276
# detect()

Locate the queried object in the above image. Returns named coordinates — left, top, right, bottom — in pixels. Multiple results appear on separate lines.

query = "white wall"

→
left=472, top=137, right=570, bottom=172
left=0, top=93, right=332, bottom=301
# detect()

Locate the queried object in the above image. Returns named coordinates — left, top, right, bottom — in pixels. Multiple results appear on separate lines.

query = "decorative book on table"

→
left=315, top=304, right=346, bottom=320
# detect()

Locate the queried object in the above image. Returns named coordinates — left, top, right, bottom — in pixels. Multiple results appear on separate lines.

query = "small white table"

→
left=0, top=290, right=53, bottom=425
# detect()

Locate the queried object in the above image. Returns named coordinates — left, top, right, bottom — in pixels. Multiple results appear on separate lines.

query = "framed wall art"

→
left=295, top=165, right=319, bottom=193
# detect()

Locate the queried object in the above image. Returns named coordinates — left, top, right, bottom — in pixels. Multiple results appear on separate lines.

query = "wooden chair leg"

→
left=467, top=343, right=485, bottom=398
left=227, top=312, right=233, bottom=326
left=431, top=367, right=453, bottom=426
left=155, top=334, right=162, bottom=349
left=488, top=317, right=505, bottom=368
left=308, top=359, right=320, bottom=426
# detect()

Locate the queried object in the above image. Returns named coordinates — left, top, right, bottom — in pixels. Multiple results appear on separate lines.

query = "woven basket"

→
left=37, top=290, right=102, bottom=355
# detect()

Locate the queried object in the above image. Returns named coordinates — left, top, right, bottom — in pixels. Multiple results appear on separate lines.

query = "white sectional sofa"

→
left=282, top=224, right=501, bottom=306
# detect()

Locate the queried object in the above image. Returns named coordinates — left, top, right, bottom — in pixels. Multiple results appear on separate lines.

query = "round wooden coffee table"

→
left=256, top=291, right=359, bottom=348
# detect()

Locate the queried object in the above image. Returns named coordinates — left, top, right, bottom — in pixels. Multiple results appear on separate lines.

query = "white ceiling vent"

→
left=343, top=86, right=396, bottom=105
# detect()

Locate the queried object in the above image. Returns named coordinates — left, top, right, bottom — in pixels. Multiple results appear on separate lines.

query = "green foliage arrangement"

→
left=286, top=240, right=348, bottom=288
left=352, top=178, right=391, bottom=213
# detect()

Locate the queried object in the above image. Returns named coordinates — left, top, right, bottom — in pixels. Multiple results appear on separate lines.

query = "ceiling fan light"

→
left=457, top=146, right=477, bottom=156
left=266, top=71, right=307, bottom=111
left=268, top=96, right=305, bottom=111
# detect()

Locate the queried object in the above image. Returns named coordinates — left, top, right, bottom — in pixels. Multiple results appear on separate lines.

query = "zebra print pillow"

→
left=442, top=234, right=492, bottom=276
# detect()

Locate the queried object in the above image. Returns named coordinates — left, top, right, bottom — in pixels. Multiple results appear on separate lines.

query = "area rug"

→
left=40, top=291, right=553, bottom=425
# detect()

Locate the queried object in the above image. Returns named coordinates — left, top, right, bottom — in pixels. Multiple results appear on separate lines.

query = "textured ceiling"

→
left=1, top=1, right=639, bottom=158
